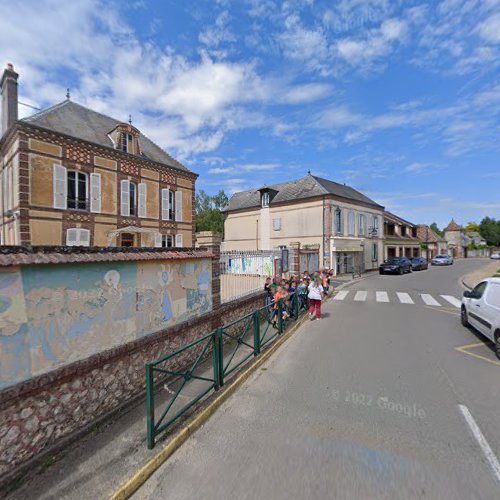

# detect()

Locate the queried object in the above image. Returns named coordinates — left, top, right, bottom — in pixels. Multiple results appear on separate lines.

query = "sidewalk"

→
left=461, top=260, right=499, bottom=289
left=3, top=302, right=308, bottom=499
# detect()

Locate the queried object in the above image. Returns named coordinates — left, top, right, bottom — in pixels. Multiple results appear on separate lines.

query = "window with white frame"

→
left=175, top=233, right=183, bottom=247
left=373, top=215, right=379, bottom=236
left=358, top=214, right=365, bottom=236
left=348, top=211, right=355, bottom=235
left=67, top=171, right=88, bottom=210
left=162, top=234, right=174, bottom=248
left=121, top=180, right=145, bottom=217
left=261, top=191, right=270, bottom=208
left=161, top=189, right=174, bottom=220
left=66, top=228, right=90, bottom=246
left=273, top=218, right=281, bottom=231
left=334, top=207, right=343, bottom=234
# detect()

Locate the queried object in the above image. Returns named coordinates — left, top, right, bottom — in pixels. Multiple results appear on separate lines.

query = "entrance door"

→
left=120, top=232, right=135, bottom=247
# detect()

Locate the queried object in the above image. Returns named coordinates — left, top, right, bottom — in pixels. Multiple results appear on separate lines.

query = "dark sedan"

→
left=411, top=257, right=428, bottom=271
left=379, top=257, right=413, bottom=275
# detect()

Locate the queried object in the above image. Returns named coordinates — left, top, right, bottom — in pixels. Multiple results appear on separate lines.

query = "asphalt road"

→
left=133, top=259, right=500, bottom=500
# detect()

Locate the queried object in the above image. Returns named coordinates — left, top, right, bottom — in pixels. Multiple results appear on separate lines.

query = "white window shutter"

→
left=138, top=182, right=147, bottom=218
left=175, top=190, right=183, bottom=222
left=175, top=234, right=183, bottom=247
left=79, top=229, right=90, bottom=247
left=154, top=233, right=162, bottom=248
left=121, top=179, right=130, bottom=216
left=90, top=173, right=101, bottom=213
left=161, top=189, right=170, bottom=220
left=66, top=228, right=78, bottom=246
left=53, top=164, right=67, bottom=209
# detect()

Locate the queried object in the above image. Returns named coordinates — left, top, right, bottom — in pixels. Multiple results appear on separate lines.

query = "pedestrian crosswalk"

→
left=332, top=290, right=462, bottom=308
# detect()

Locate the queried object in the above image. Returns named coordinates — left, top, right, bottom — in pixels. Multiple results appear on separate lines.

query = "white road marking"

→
left=458, top=404, right=500, bottom=484
left=421, top=294, right=441, bottom=306
left=376, top=291, right=389, bottom=303
left=354, top=291, right=367, bottom=302
left=396, top=292, right=414, bottom=304
left=334, top=291, right=349, bottom=301
left=440, top=295, right=461, bottom=308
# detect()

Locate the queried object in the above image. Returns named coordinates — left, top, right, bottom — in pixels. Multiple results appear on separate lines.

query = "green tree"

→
left=430, top=222, right=443, bottom=237
left=195, top=189, right=228, bottom=234
left=465, top=222, right=480, bottom=234
left=479, top=216, right=500, bottom=246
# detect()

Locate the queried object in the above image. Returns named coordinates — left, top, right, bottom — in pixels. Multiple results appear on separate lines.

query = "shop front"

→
left=330, top=237, right=364, bottom=276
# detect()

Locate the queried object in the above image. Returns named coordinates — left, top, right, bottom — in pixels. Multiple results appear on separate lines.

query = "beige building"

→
left=222, top=174, right=385, bottom=275
left=0, top=64, right=196, bottom=248
left=383, top=211, right=421, bottom=260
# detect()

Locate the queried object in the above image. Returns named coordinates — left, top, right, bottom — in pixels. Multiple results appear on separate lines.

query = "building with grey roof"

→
left=223, top=173, right=386, bottom=274
left=0, top=64, right=197, bottom=248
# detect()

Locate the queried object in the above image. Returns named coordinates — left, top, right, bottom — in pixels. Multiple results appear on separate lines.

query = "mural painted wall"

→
left=0, top=259, right=212, bottom=389
left=221, top=254, right=274, bottom=277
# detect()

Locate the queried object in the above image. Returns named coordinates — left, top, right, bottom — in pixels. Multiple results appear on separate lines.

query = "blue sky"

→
left=1, top=0, right=499, bottom=228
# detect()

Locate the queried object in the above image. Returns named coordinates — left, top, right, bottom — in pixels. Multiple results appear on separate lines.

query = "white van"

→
left=461, top=278, right=500, bottom=359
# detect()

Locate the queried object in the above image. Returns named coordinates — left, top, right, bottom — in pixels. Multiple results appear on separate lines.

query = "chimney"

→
left=1, top=63, right=19, bottom=138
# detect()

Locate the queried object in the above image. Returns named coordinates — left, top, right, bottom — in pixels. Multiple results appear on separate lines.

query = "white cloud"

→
left=199, top=10, right=236, bottom=47
left=208, top=167, right=234, bottom=174
left=0, top=0, right=333, bottom=159
left=476, top=12, right=500, bottom=43
left=335, top=18, right=408, bottom=67
left=404, top=162, right=445, bottom=174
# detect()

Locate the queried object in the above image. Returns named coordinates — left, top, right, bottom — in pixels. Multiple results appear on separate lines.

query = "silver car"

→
left=431, top=254, right=453, bottom=266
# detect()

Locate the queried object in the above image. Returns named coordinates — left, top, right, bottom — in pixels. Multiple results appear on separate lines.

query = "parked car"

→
left=379, top=257, right=412, bottom=275
left=490, top=253, right=500, bottom=260
left=411, top=257, right=428, bottom=271
left=431, top=254, right=453, bottom=266
left=461, top=278, right=500, bottom=359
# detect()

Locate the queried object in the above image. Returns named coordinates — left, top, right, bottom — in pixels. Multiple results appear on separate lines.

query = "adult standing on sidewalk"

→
left=308, top=276, right=324, bottom=320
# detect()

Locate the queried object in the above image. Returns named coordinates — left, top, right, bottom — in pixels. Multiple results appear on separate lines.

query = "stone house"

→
left=222, top=173, right=386, bottom=275
left=444, top=219, right=469, bottom=258
left=0, top=64, right=197, bottom=248
left=416, top=224, right=448, bottom=260
left=383, top=211, right=421, bottom=260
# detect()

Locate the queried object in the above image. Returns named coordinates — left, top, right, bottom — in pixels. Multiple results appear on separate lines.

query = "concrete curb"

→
left=110, top=312, right=311, bottom=500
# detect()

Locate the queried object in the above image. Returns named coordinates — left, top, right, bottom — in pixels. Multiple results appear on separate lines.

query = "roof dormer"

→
left=109, top=123, right=141, bottom=155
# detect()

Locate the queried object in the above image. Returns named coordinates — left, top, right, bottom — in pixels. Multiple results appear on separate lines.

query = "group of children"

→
left=264, top=270, right=334, bottom=326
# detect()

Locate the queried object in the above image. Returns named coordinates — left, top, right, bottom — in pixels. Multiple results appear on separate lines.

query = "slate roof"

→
left=21, top=100, right=192, bottom=173
left=0, top=246, right=212, bottom=267
left=224, top=174, right=383, bottom=212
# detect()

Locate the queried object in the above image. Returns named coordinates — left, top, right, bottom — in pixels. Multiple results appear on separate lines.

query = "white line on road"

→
left=396, top=292, right=414, bottom=304
left=440, top=295, right=461, bottom=308
left=421, top=294, right=441, bottom=306
left=376, top=291, right=389, bottom=303
left=458, top=404, right=500, bottom=484
left=334, top=291, right=349, bottom=301
left=354, top=291, right=367, bottom=301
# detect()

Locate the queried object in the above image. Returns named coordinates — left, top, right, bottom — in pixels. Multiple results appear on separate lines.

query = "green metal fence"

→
left=145, top=291, right=310, bottom=449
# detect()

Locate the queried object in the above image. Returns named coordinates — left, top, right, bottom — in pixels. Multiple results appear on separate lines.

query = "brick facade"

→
left=0, top=122, right=197, bottom=248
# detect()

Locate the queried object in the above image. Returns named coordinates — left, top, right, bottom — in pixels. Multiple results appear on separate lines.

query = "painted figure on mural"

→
left=160, top=271, right=173, bottom=322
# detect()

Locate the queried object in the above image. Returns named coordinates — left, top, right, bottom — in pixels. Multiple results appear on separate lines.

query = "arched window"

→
left=334, top=208, right=343, bottom=234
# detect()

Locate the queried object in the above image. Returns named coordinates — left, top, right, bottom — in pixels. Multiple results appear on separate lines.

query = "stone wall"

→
left=0, top=284, right=264, bottom=478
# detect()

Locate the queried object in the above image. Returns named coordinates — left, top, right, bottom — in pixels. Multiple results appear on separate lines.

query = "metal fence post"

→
left=146, top=363, right=155, bottom=449
left=278, top=299, right=283, bottom=334
left=253, top=310, right=261, bottom=356
left=212, top=331, right=220, bottom=390
left=217, top=327, right=224, bottom=387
